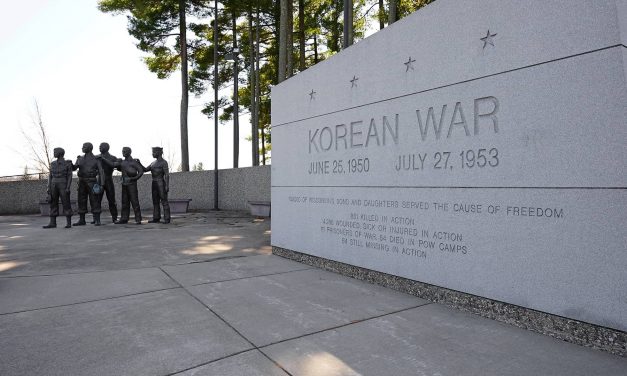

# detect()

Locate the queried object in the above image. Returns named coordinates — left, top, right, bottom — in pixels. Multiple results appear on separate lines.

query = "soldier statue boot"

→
left=74, top=214, right=87, bottom=226
left=93, top=213, right=101, bottom=226
left=163, top=207, right=171, bottom=224
left=43, top=216, right=57, bottom=229
left=65, top=216, right=72, bottom=228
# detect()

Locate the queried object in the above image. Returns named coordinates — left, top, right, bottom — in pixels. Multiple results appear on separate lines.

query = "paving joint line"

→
left=166, top=348, right=295, bottom=376
left=0, top=265, right=161, bottom=279
left=158, top=266, right=184, bottom=288
left=166, top=349, right=255, bottom=376
left=258, top=302, right=433, bottom=349
left=187, top=267, right=315, bottom=287
left=0, top=254, right=265, bottom=279
left=158, top=266, right=295, bottom=376
left=185, top=255, right=247, bottom=264
left=0, top=286, right=182, bottom=316
left=256, top=347, right=296, bottom=376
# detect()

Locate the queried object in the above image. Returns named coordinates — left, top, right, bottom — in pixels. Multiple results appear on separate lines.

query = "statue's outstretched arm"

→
left=97, top=160, right=105, bottom=186
left=99, top=156, right=114, bottom=167
left=138, top=160, right=150, bottom=172
left=135, top=160, right=144, bottom=181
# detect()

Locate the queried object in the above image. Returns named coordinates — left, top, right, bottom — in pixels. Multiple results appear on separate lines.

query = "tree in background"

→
left=99, top=0, right=212, bottom=172
left=100, top=0, right=436, bottom=168
left=381, top=0, right=434, bottom=26
left=20, top=166, right=32, bottom=181
left=20, top=99, right=52, bottom=175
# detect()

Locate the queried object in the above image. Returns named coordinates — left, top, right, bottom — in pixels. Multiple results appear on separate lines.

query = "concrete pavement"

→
left=0, top=212, right=625, bottom=375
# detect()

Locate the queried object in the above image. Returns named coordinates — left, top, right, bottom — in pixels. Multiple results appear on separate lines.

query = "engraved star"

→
left=308, top=89, right=316, bottom=100
left=480, top=30, right=497, bottom=49
left=350, top=75, right=359, bottom=88
left=404, top=56, right=416, bottom=72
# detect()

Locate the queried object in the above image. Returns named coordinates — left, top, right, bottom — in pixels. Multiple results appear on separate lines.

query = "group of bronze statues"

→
left=44, top=142, right=170, bottom=228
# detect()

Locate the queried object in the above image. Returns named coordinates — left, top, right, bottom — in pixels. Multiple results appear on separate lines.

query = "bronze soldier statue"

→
left=95, top=142, right=118, bottom=223
left=72, top=142, right=104, bottom=226
left=100, top=147, right=144, bottom=224
left=43, top=147, right=73, bottom=229
left=143, top=147, right=170, bottom=224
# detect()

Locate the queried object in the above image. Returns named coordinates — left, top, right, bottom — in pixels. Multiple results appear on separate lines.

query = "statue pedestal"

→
left=248, top=201, right=271, bottom=217
left=168, top=199, right=191, bottom=214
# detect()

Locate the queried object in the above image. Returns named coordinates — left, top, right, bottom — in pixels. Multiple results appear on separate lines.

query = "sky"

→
left=0, top=0, right=253, bottom=176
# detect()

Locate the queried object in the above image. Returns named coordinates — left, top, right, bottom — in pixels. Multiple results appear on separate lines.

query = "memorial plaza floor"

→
left=0, top=212, right=625, bottom=375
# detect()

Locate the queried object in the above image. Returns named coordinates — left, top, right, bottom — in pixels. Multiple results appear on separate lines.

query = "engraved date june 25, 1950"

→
left=308, top=158, right=371, bottom=175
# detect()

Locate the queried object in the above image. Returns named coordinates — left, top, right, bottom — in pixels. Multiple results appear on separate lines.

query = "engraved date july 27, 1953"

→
left=394, top=148, right=499, bottom=172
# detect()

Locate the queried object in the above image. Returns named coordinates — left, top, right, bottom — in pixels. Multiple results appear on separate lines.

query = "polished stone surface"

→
left=271, top=0, right=627, bottom=332
left=272, top=0, right=625, bottom=126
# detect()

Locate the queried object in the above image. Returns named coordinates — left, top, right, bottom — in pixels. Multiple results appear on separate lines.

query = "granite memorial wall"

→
left=271, top=0, right=627, bottom=334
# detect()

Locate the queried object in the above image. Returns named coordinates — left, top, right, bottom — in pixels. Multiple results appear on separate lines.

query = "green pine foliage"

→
left=99, top=0, right=436, bottom=164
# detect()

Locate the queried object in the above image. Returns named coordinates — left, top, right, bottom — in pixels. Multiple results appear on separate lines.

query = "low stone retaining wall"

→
left=0, top=166, right=270, bottom=215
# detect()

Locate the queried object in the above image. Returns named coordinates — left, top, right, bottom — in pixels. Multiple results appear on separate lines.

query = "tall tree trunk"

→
left=261, top=125, right=266, bottom=165
left=258, top=1, right=265, bottom=165
left=213, top=0, right=219, bottom=209
left=298, top=0, right=305, bottom=70
left=388, top=0, right=397, bottom=24
left=343, top=0, right=353, bottom=48
left=286, top=0, right=294, bottom=78
left=379, top=0, right=385, bottom=29
left=278, top=0, right=288, bottom=83
left=254, top=6, right=261, bottom=165
left=232, top=13, right=239, bottom=168
left=249, top=11, right=258, bottom=166
left=331, top=1, right=340, bottom=52
left=313, top=33, right=318, bottom=63
left=179, top=0, right=189, bottom=171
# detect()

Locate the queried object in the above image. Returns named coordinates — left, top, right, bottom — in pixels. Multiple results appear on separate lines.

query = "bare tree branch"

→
left=19, top=99, right=53, bottom=174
